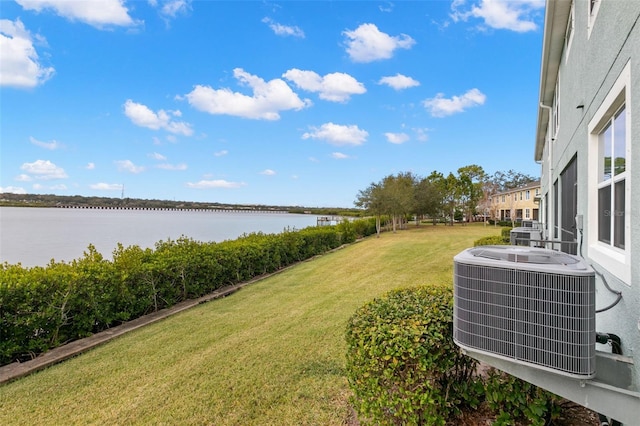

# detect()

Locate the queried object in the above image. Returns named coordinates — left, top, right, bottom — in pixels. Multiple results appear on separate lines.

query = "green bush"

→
left=474, top=235, right=509, bottom=246
left=345, top=286, right=480, bottom=425
left=0, top=222, right=373, bottom=366
left=500, top=227, right=513, bottom=238
left=483, top=368, right=561, bottom=425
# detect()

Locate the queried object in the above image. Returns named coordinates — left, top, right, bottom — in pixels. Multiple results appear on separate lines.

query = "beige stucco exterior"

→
left=487, top=180, right=540, bottom=223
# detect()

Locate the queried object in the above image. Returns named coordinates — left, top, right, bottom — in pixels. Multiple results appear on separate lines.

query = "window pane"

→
left=614, top=180, right=625, bottom=249
left=598, top=185, right=611, bottom=244
left=600, top=123, right=612, bottom=182
left=613, top=106, right=626, bottom=175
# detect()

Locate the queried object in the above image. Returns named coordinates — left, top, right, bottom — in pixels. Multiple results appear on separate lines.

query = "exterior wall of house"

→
left=533, top=0, right=640, bottom=421
left=488, top=181, right=540, bottom=222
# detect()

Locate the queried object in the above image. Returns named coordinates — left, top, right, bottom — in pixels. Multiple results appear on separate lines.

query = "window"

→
left=551, top=81, right=560, bottom=139
left=519, top=192, right=523, bottom=201
left=525, top=208, right=530, bottom=220
left=588, top=0, right=601, bottom=38
left=502, top=195, right=505, bottom=203
left=597, top=106, right=626, bottom=249
left=565, top=1, right=574, bottom=58
left=526, top=190, right=531, bottom=200
left=587, top=62, right=631, bottom=284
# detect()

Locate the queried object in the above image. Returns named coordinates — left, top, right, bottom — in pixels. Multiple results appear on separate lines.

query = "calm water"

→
left=0, top=207, right=320, bottom=267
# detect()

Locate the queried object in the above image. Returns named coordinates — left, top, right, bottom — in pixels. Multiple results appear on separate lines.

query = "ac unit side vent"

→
left=453, top=248, right=595, bottom=378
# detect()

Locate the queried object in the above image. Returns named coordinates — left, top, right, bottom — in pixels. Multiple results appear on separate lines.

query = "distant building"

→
left=488, top=180, right=540, bottom=223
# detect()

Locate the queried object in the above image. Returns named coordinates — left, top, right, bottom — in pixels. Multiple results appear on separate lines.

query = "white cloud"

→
left=186, top=179, right=247, bottom=189
left=423, top=88, right=486, bottom=117
left=90, top=182, right=123, bottom=191
left=451, top=0, right=543, bottom=33
left=413, top=127, right=430, bottom=142
left=343, top=23, right=415, bottom=63
left=16, top=0, right=138, bottom=28
left=214, top=150, right=228, bottom=157
left=302, top=122, right=368, bottom=146
left=378, top=73, right=420, bottom=90
left=282, top=69, right=366, bottom=102
left=148, top=152, right=167, bottom=161
left=0, top=18, right=55, bottom=88
left=157, top=163, right=187, bottom=170
left=184, top=68, right=312, bottom=120
left=124, top=100, right=193, bottom=136
left=385, top=132, right=410, bottom=144
left=20, top=159, right=68, bottom=180
left=30, top=136, right=62, bottom=150
left=262, top=17, right=304, bottom=38
left=15, top=174, right=32, bottom=182
left=0, top=186, right=27, bottom=194
left=115, top=159, right=145, bottom=174
left=157, top=0, right=191, bottom=19
left=331, top=152, right=349, bottom=159
left=86, top=162, right=96, bottom=170
left=260, top=169, right=276, bottom=176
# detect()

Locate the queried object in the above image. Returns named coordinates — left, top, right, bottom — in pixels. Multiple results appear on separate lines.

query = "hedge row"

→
left=0, top=218, right=378, bottom=366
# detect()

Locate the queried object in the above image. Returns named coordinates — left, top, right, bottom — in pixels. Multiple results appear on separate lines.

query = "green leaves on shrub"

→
left=484, top=368, right=561, bottom=426
left=0, top=218, right=378, bottom=366
left=473, top=227, right=511, bottom=246
left=473, top=235, right=509, bottom=246
left=345, top=286, right=563, bottom=426
left=345, top=286, right=479, bottom=425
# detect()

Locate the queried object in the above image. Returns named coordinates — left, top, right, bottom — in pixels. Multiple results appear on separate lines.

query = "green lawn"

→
left=0, top=224, right=498, bottom=425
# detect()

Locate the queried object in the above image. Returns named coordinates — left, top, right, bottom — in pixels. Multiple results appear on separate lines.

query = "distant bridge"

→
left=55, top=205, right=290, bottom=214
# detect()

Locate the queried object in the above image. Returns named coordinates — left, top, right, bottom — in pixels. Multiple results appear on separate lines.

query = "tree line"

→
left=354, top=166, right=537, bottom=235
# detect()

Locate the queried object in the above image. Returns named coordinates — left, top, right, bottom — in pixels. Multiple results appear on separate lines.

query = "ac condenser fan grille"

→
left=453, top=246, right=595, bottom=378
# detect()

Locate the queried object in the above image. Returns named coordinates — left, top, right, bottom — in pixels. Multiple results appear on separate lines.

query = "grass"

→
left=0, top=224, right=499, bottom=425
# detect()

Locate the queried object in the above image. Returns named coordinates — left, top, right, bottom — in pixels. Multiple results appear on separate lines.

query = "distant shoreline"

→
left=0, top=192, right=363, bottom=217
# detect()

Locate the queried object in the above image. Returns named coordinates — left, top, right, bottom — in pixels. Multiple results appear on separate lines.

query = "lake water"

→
left=0, top=207, right=320, bottom=267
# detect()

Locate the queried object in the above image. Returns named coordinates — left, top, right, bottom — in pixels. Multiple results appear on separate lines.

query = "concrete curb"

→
left=0, top=283, right=244, bottom=385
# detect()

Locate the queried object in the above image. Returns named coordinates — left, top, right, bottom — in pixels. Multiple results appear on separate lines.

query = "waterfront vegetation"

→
left=0, top=219, right=377, bottom=365
left=0, top=223, right=497, bottom=425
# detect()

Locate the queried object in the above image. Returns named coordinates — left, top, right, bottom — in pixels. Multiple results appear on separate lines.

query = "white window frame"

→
left=588, top=0, right=601, bottom=39
left=526, top=190, right=531, bottom=200
left=565, top=1, right=575, bottom=59
left=587, top=62, right=631, bottom=285
left=552, top=81, right=560, bottom=139
left=525, top=208, right=530, bottom=220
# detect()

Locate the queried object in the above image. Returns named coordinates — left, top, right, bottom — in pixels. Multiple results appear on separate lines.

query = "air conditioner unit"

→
left=453, top=245, right=596, bottom=378
left=510, top=227, right=542, bottom=247
left=522, top=219, right=539, bottom=229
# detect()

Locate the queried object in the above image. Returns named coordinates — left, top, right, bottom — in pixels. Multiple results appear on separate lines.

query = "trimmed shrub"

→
left=0, top=223, right=355, bottom=366
left=474, top=235, right=509, bottom=246
left=483, top=367, right=561, bottom=425
left=345, top=286, right=480, bottom=425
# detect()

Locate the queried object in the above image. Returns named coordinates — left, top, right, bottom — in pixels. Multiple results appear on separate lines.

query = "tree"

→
left=414, top=176, right=443, bottom=226
left=491, top=169, right=537, bottom=192
left=355, top=182, right=385, bottom=237
left=381, top=172, right=417, bottom=232
left=457, top=165, right=488, bottom=224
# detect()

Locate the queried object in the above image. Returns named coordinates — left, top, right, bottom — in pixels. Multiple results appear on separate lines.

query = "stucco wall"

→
left=542, top=0, right=640, bottom=392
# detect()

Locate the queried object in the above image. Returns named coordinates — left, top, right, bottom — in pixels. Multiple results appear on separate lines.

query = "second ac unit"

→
left=510, top=227, right=542, bottom=247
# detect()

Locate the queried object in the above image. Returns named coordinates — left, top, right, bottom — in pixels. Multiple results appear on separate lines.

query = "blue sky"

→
left=1, top=0, right=545, bottom=207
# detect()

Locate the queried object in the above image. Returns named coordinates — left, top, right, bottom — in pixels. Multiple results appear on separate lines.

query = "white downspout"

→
left=539, top=103, right=554, bottom=241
